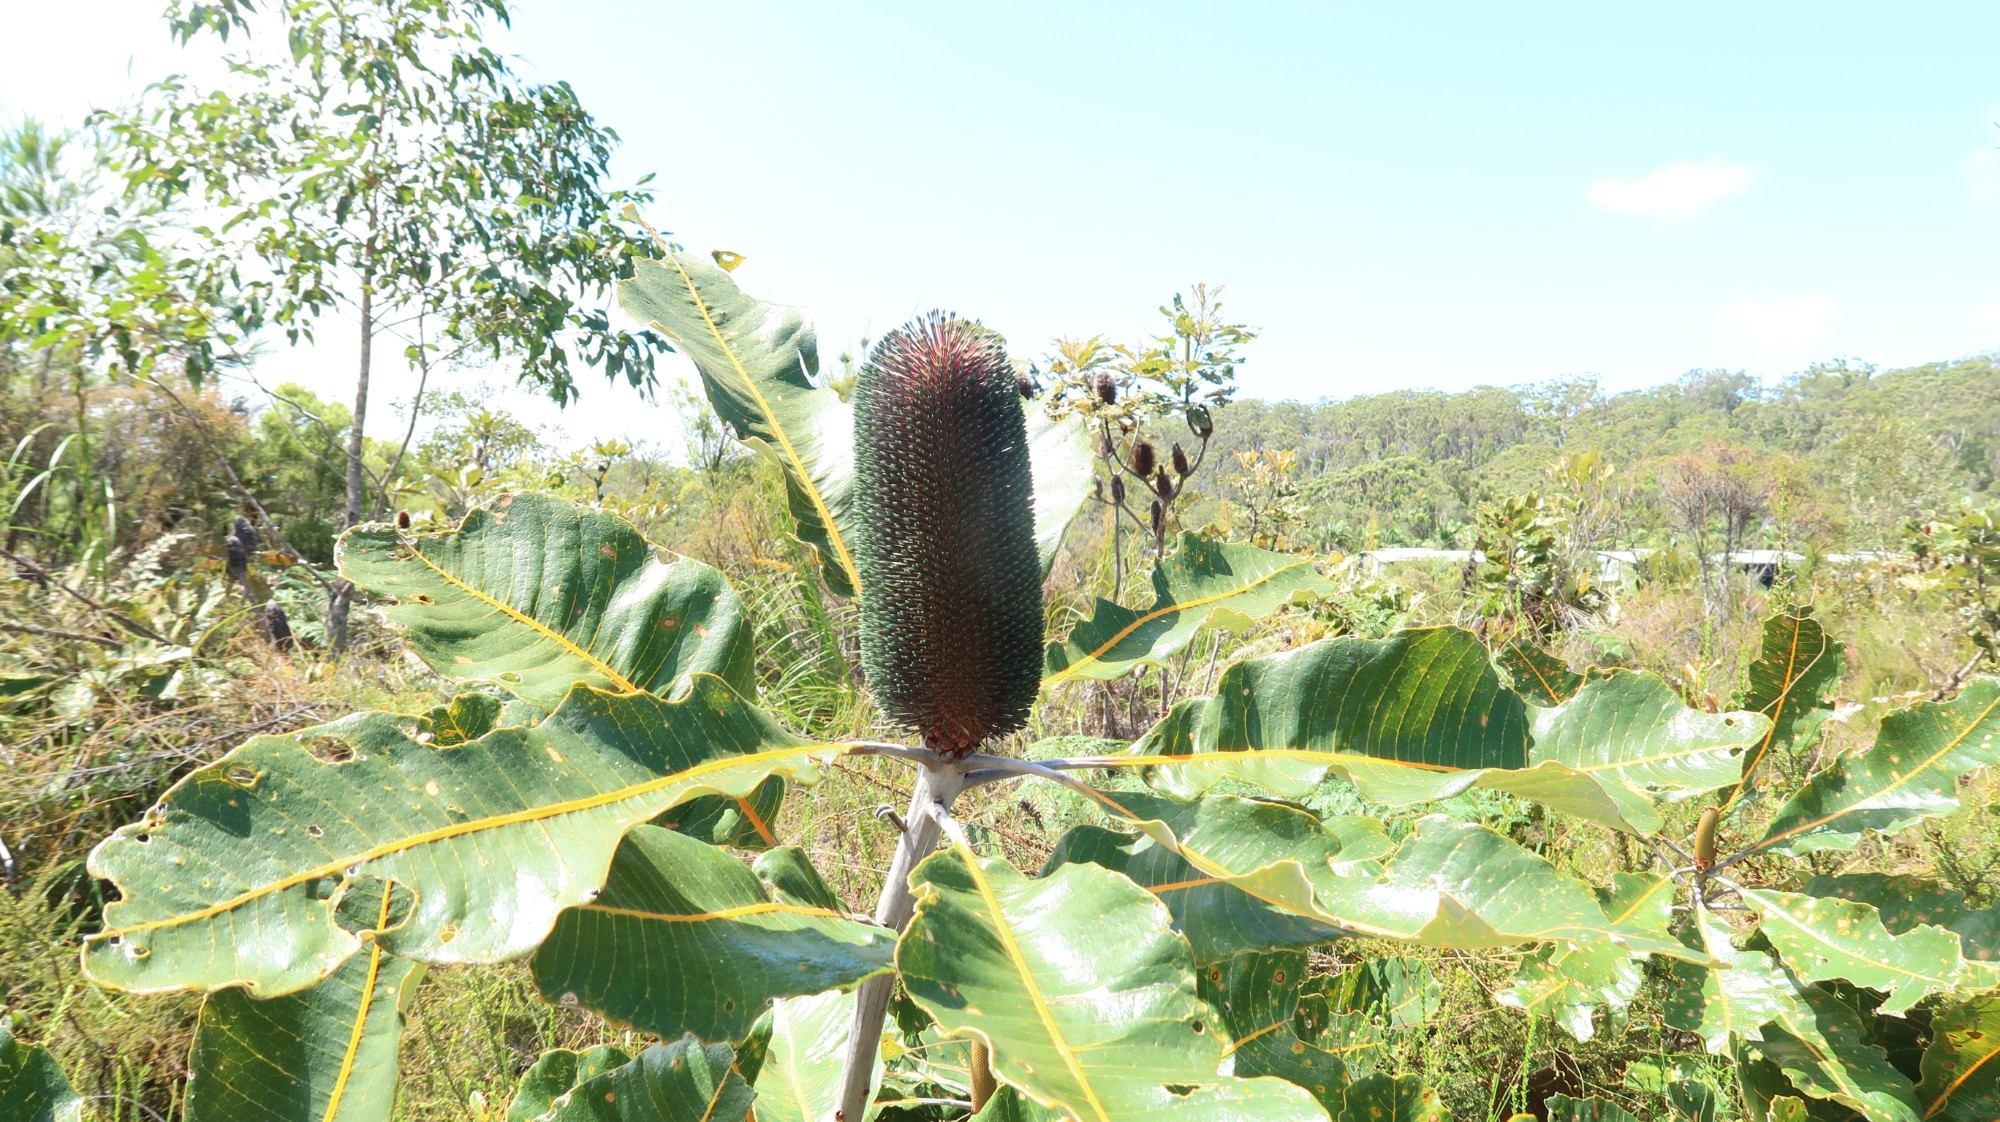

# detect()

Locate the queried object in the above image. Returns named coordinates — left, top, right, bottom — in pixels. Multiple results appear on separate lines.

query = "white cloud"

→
left=1717, top=295, right=1836, bottom=350
left=1586, top=160, right=1756, bottom=220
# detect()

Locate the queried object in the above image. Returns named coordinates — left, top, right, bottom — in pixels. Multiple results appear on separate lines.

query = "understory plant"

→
left=8, top=253, right=2000, bottom=1122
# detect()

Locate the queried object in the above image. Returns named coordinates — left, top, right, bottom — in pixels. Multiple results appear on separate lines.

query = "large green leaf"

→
left=84, top=681, right=834, bottom=995
left=750, top=989, right=884, bottom=1122
left=340, top=492, right=756, bottom=701
left=1663, top=909, right=1796, bottom=1053
left=1749, top=679, right=2000, bottom=858
left=1546, top=1095, right=1641, bottom=1122
left=1042, top=534, right=1333, bottom=685
left=1747, top=984, right=1920, bottom=1122
left=186, top=881, right=421, bottom=1121
left=1917, top=996, right=2000, bottom=1122
left=1496, top=639, right=1583, bottom=706
left=1739, top=887, right=1966, bottom=1015
left=1043, top=790, right=1390, bottom=962
left=1026, top=407, right=1094, bottom=572
left=1800, top=874, right=2000, bottom=963
left=1331, top=1074, right=1450, bottom=1122
left=1722, top=610, right=1844, bottom=807
left=509, top=1046, right=632, bottom=1121
left=512, top=1035, right=752, bottom=1122
left=1047, top=792, right=1683, bottom=960
left=531, top=825, right=891, bottom=1041
left=1497, top=874, right=1670, bottom=1041
left=899, top=843, right=1330, bottom=1121
left=619, top=253, right=862, bottom=597
left=1123, top=629, right=1763, bottom=835
left=0, top=1024, right=81, bottom=1122
left=1199, top=949, right=1352, bottom=1111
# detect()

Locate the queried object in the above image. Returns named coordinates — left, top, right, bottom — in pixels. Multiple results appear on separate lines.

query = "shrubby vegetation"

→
left=6, top=2, right=2000, bottom=1121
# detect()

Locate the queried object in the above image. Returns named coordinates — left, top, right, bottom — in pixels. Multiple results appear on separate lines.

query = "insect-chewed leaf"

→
left=1740, top=887, right=1967, bottom=1014
left=1123, top=628, right=1763, bottom=835
left=1496, top=639, right=1583, bottom=706
left=0, top=1023, right=82, bottom=1122
left=1332, top=1073, right=1450, bottom=1122
left=1043, top=789, right=1389, bottom=962
left=83, top=680, right=833, bottom=996
left=340, top=492, right=756, bottom=703
left=518, top=1034, right=752, bottom=1122
left=530, top=826, right=891, bottom=1042
left=507, top=1046, right=631, bottom=1121
left=1746, top=983, right=1921, bottom=1122
left=1802, top=874, right=2000, bottom=963
left=1197, top=949, right=1351, bottom=1111
left=186, top=902, right=422, bottom=1122
left=1544, top=1094, right=1641, bottom=1122
left=1917, top=995, right=2000, bottom=1122
left=899, top=844, right=1329, bottom=1122
left=1663, top=908, right=1798, bottom=1054
left=1043, top=533, right=1333, bottom=685
left=1723, top=609, right=1844, bottom=806
left=617, top=253, right=862, bottom=598
left=1750, top=679, right=2000, bottom=857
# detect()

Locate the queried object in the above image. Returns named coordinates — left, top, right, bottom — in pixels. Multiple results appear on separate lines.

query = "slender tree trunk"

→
left=327, top=235, right=377, bottom=652
left=837, top=757, right=966, bottom=1122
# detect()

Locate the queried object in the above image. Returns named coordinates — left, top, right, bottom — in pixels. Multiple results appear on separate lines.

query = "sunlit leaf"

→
left=749, top=989, right=884, bottom=1122
left=1663, top=909, right=1795, bottom=1054
left=1740, top=887, right=1965, bottom=1015
left=1198, top=949, right=1353, bottom=1111
left=531, top=826, right=891, bottom=1042
left=1916, top=995, right=2000, bottom=1122
left=899, top=844, right=1329, bottom=1121
left=508, top=1046, right=631, bottom=1122
left=1723, top=610, right=1844, bottom=806
left=1496, top=639, right=1582, bottom=706
left=516, top=1035, right=752, bottom=1121
left=1043, top=534, right=1332, bottom=685
left=84, top=682, right=835, bottom=995
left=0, top=1023, right=82, bottom=1122
left=1747, top=983, right=1920, bottom=1122
left=1750, top=679, right=2000, bottom=857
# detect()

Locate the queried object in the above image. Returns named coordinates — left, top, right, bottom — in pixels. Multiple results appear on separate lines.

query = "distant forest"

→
left=1205, top=356, right=2000, bottom=552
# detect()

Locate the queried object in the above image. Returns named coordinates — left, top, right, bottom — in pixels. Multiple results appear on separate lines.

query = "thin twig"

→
left=0, top=620, right=122, bottom=647
left=0, top=546, right=169, bottom=643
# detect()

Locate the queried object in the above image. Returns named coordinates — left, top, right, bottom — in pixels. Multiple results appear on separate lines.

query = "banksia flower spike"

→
left=1172, top=442, right=1191, bottom=477
left=1093, top=371, right=1117, bottom=405
left=1153, top=469, right=1175, bottom=500
left=1130, top=440, right=1157, bottom=479
left=852, top=313, right=1044, bottom=759
left=1111, top=475, right=1126, bottom=504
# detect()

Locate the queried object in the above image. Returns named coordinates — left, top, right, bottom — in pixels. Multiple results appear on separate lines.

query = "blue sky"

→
left=4, top=1, right=1998, bottom=442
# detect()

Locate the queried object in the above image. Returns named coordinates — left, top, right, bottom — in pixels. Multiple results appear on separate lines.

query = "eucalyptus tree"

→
left=105, top=0, right=667, bottom=645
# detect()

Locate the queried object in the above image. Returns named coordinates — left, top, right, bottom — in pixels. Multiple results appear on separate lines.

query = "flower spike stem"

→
left=837, top=752, right=967, bottom=1120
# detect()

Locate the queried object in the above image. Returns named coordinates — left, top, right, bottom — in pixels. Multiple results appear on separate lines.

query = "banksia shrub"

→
left=852, top=313, right=1044, bottom=758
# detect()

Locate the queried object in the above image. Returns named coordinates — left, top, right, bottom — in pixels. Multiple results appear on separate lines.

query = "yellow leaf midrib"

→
left=1045, top=559, right=1317, bottom=686
left=654, top=254, right=861, bottom=595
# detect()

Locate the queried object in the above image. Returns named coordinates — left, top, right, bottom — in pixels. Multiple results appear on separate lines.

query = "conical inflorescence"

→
left=852, top=312, right=1043, bottom=758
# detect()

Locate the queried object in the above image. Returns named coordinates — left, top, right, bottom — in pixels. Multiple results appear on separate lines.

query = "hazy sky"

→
left=4, top=1, right=1998, bottom=447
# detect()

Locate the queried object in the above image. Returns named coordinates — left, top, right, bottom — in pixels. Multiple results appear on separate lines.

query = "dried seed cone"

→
left=853, top=312, right=1044, bottom=758
left=1131, top=440, right=1157, bottom=478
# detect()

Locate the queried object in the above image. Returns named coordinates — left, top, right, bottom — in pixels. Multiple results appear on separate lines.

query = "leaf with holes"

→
left=83, top=681, right=833, bottom=996
left=898, top=845, right=1329, bottom=1122
left=1748, top=679, right=2000, bottom=858
left=1331, top=1073, right=1450, bottom=1122
left=1545, top=1095, right=1642, bottom=1122
left=1043, top=534, right=1332, bottom=685
left=516, top=1034, right=752, bottom=1122
left=1042, top=789, right=1390, bottom=962
left=1746, top=983, right=1920, bottom=1122
left=531, top=826, right=891, bottom=1042
left=340, top=492, right=757, bottom=702
left=1739, top=887, right=1966, bottom=1015
left=1916, top=995, right=2000, bottom=1122
left=1663, top=909, right=1797, bottom=1054
left=1197, top=949, right=1352, bottom=1111
left=186, top=893, right=422, bottom=1122
left=508, top=1046, right=631, bottom=1121
left=1125, top=629, right=1763, bottom=835
left=618, top=254, right=862, bottom=597
left=1801, top=874, right=2000, bottom=963
left=1723, top=610, right=1845, bottom=806
left=1496, top=874, right=1670, bottom=1041
left=0, top=1024, right=81, bottom=1122
left=1497, top=639, right=1583, bottom=705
